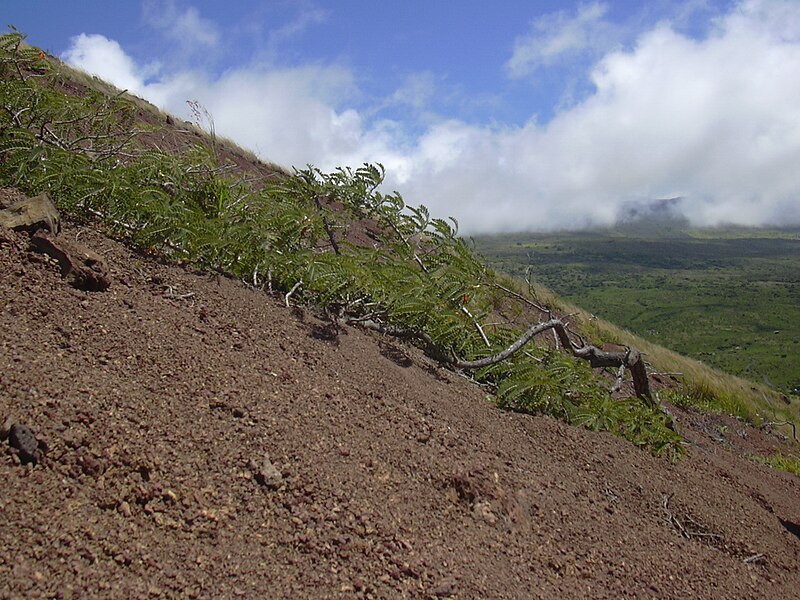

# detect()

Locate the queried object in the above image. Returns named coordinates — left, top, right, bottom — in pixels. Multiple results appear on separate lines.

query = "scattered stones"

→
left=8, top=423, right=42, bottom=465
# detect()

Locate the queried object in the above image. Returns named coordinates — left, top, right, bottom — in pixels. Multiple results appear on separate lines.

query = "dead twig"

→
left=661, top=494, right=723, bottom=542
left=662, top=494, right=688, bottom=538
left=285, top=280, right=303, bottom=307
left=610, top=362, right=628, bottom=394
left=461, top=305, right=491, bottom=348
left=162, top=285, right=195, bottom=300
left=491, top=282, right=550, bottom=316
left=743, top=553, right=766, bottom=564
left=314, top=195, right=341, bottom=255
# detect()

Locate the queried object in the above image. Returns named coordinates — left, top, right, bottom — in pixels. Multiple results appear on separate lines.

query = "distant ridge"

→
left=615, top=197, right=690, bottom=231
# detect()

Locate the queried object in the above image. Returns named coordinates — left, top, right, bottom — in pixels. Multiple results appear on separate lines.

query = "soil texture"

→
left=1, top=218, right=799, bottom=599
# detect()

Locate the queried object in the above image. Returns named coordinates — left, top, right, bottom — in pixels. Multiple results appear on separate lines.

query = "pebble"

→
left=430, top=577, right=457, bottom=597
left=249, top=457, right=284, bottom=489
left=9, top=423, right=40, bottom=465
left=0, top=415, right=14, bottom=440
left=473, top=501, right=497, bottom=525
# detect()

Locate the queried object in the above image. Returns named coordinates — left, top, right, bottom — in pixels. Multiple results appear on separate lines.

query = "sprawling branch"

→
left=345, top=312, right=656, bottom=408
left=449, top=317, right=655, bottom=407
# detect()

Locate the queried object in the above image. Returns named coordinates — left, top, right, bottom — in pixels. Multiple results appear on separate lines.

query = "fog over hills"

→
left=615, top=197, right=690, bottom=229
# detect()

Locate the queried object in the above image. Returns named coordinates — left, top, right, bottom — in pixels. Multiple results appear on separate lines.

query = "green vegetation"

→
left=754, top=451, right=800, bottom=476
left=474, top=227, right=800, bottom=397
left=3, top=29, right=792, bottom=456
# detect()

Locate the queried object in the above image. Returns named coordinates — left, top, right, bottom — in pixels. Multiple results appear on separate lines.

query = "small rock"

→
left=0, top=224, right=12, bottom=245
left=118, top=501, right=132, bottom=517
left=249, top=457, right=283, bottom=489
left=0, top=415, right=14, bottom=440
left=79, top=454, right=104, bottom=477
left=9, top=423, right=41, bottom=465
left=430, top=577, right=457, bottom=597
left=473, top=500, right=497, bottom=525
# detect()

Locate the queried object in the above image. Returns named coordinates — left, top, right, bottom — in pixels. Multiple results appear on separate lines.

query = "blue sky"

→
left=5, top=1, right=800, bottom=232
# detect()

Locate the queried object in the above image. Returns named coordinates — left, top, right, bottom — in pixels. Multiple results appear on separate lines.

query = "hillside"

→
left=1, top=31, right=799, bottom=598
left=2, top=211, right=799, bottom=599
left=473, top=227, right=800, bottom=394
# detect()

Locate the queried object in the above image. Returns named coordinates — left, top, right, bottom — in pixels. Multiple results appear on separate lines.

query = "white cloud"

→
left=266, top=7, right=327, bottom=56
left=506, top=2, right=619, bottom=78
left=142, top=1, right=220, bottom=60
left=62, top=34, right=149, bottom=94
left=170, top=7, right=219, bottom=48
left=61, top=32, right=366, bottom=170
left=390, top=72, right=438, bottom=110
left=62, top=0, right=800, bottom=233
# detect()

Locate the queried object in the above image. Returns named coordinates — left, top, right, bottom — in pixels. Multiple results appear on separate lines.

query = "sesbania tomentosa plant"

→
left=0, top=29, right=682, bottom=458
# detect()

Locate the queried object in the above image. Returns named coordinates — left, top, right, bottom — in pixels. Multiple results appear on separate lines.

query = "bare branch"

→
left=285, top=280, right=303, bottom=307
left=610, top=362, right=627, bottom=394
left=344, top=311, right=658, bottom=410
left=491, top=282, right=550, bottom=315
left=447, top=318, right=656, bottom=408
left=461, top=305, right=491, bottom=348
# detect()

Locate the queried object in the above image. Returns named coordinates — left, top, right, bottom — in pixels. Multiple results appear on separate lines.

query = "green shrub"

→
left=0, top=29, right=683, bottom=457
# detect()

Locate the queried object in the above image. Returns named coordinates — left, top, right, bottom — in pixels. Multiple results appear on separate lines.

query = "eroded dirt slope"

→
left=1, top=219, right=799, bottom=599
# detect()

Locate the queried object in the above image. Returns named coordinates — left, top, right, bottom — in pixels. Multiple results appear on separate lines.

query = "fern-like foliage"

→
left=0, top=29, right=683, bottom=457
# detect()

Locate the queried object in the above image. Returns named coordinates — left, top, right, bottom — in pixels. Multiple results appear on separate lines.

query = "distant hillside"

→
left=474, top=226, right=800, bottom=395
left=615, top=197, right=690, bottom=233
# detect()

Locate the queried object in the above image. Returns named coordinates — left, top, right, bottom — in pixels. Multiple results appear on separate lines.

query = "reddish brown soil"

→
left=1, top=216, right=799, bottom=599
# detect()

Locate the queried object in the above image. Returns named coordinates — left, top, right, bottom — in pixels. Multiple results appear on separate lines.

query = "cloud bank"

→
left=63, top=0, right=800, bottom=233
